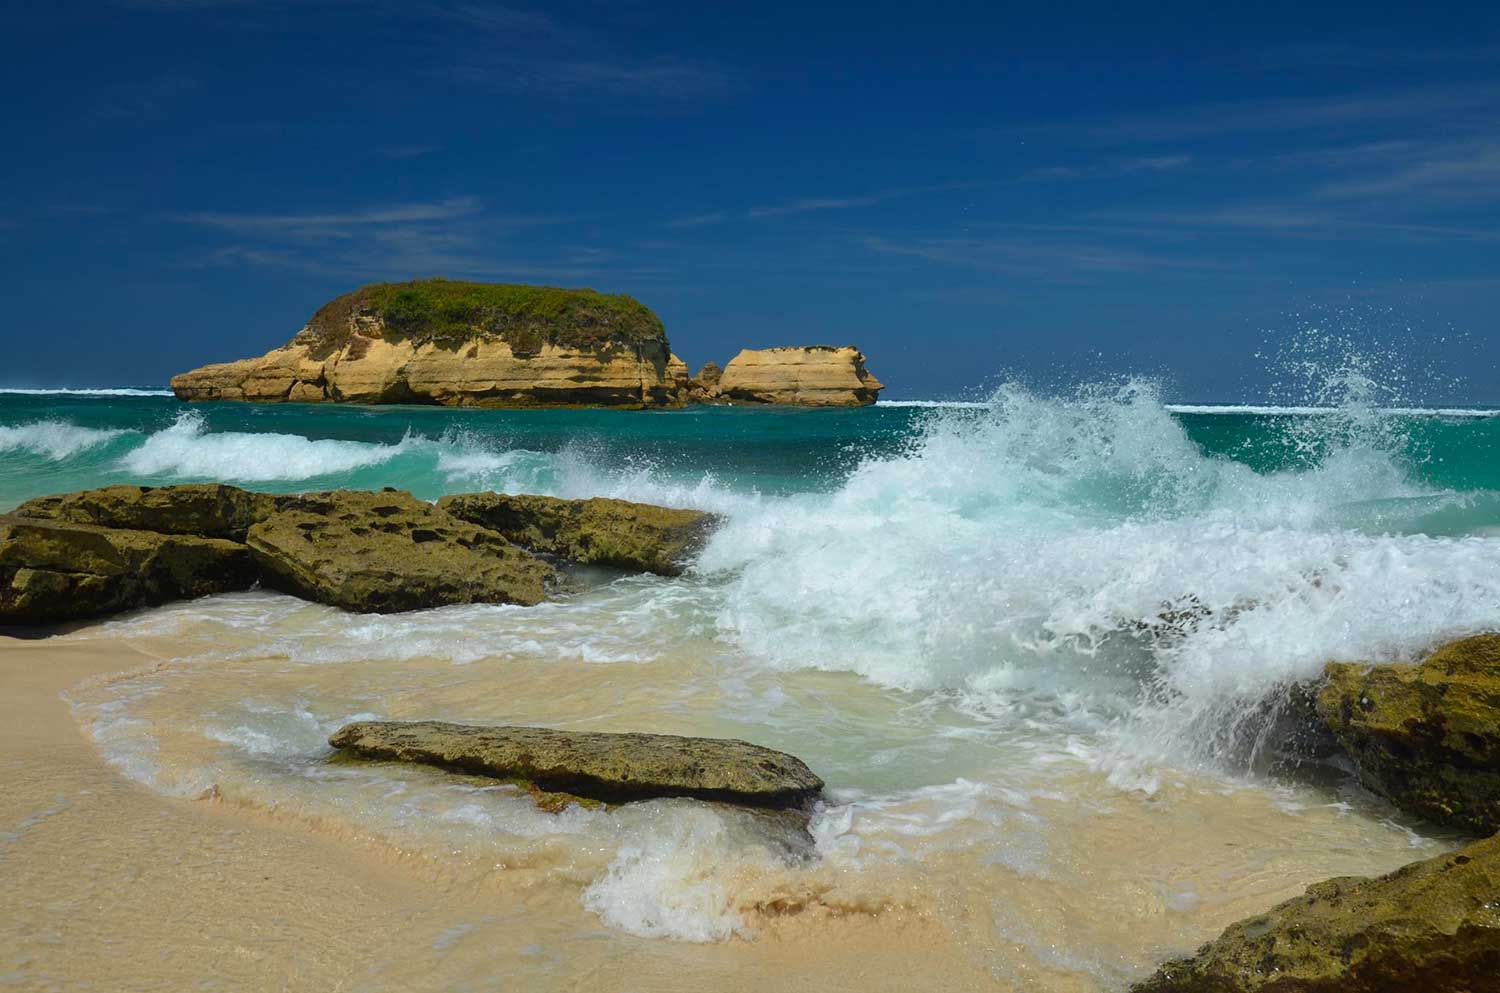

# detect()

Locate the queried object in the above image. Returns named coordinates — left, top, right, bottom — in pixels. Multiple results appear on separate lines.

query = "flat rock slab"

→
left=13, top=483, right=279, bottom=541
left=1131, top=832, right=1500, bottom=993
left=247, top=490, right=554, bottom=614
left=437, top=492, right=720, bottom=576
left=328, top=720, right=824, bottom=808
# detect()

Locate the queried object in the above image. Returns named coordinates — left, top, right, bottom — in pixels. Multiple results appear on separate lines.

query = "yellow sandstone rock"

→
left=716, top=346, right=884, bottom=406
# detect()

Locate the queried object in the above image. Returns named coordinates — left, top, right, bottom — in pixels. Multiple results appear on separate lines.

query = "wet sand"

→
left=0, top=628, right=1453, bottom=993
left=0, top=635, right=1003, bottom=992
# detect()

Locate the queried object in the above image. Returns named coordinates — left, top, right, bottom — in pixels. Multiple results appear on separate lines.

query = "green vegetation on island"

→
left=299, top=278, right=668, bottom=357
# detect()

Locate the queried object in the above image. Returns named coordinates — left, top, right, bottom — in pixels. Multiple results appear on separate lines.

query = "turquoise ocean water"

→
left=8, top=382, right=1500, bottom=981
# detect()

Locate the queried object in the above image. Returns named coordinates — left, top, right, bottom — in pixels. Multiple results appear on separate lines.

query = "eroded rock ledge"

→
left=690, top=346, right=884, bottom=407
left=170, top=280, right=682, bottom=408
left=1, top=484, right=719, bottom=625
left=329, top=720, right=825, bottom=809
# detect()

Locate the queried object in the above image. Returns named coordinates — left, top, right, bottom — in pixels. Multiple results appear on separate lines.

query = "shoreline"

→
left=0, top=632, right=1009, bottom=992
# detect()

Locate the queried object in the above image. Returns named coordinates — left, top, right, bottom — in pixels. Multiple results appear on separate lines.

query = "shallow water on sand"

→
left=51, top=591, right=1449, bottom=991
left=7, top=377, right=1500, bottom=988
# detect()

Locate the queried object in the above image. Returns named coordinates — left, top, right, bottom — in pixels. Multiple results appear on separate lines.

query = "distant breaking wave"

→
left=0, top=419, right=132, bottom=459
left=880, top=399, right=1500, bottom=418
left=0, top=387, right=173, bottom=397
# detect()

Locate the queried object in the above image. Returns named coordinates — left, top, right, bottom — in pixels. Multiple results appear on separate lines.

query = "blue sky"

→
left=3, top=1, right=1498, bottom=400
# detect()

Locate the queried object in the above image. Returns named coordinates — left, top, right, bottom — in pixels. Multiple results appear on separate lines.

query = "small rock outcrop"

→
left=1130, top=832, right=1500, bottom=993
left=171, top=280, right=684, bottom=408
left=0, top=515, right=257, bottom=625
left=716, top=346, right=883, bottom=406
left=328, top=720, right=825, bottom=808
left=437, top=493, right=719, bottom=576
left=688, top=361, right=724, bottom=402
left=246, top=490, right=553, bottom=613
left=1316, top=633, right=1500, bottom=835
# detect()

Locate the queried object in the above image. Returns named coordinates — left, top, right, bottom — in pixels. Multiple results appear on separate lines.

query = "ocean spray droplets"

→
left=702, top=379, right=1500, bottom=776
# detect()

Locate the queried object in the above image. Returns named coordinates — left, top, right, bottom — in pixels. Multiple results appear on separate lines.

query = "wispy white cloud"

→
left=863, top=233, right=1222, bottom=281
left=379, top=144, right=444, bottom=160
left=1032, top=154, right=1193, bottom=180
left=665, top=211, right=728, bottom=229
left=1031, top=82, right=1500, bottom=144
left=423, top=2, right=556, bottom=33
left=1246, top=41, right=1500, bottom=71
left=169, top=197, right=485, bottom=237
left=1313, top=142, right=1500, bottom=202
left=669, top=184, right=972, bottom=228
left=451, top=55, right=735, bottom=100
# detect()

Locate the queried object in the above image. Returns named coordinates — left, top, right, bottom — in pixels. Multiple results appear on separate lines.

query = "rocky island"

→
left=171, top=279, right=884, bottom=408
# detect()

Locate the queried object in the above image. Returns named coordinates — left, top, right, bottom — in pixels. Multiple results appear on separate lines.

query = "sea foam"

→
left=0, top=419, right=130, bottom=459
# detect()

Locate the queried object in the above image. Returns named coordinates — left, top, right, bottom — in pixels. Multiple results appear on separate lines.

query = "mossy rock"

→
left=1316, top=633, right=1500, bottom=835
left=246, top=489, right=554, bottom=613
left=328, top=719, right=824, bottom=808
left=13, top=483, right=278, bottom=541
left=437, top=492, right=721, bottom=576
left=0, top=515, right=257, bottom=625
left=1131, top=833, right=1500, bottom=993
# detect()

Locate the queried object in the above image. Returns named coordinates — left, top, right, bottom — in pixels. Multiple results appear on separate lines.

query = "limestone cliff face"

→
left=714, top=346, right=883, bottom=406
left=171, top=280, right=683, bottom=408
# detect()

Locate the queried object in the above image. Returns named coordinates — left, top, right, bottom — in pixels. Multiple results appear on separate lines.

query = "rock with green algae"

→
left=1316, top=633, right=1500, bottom=836
left=328, top=719, right=824, bottom=809
left=1130, top=832, right=1500, bottom=993
left=246, top=489, right=554, bottom=613
left=437, top=492, right=720, bottom=576
left=0, top=515, right=257, bottom=625
left=13, top=483, right=278, bottom=541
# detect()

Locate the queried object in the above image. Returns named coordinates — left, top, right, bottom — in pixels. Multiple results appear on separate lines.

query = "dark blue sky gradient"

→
left=3, top=1, right=1498, bottom=399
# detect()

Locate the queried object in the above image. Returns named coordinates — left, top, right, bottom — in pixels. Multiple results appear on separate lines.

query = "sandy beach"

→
left=0, top=633, right=1016, bottom=993
left=3, top=612, right=1457, bottom=993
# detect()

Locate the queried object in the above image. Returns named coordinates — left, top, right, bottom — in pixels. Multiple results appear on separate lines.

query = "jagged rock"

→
left=437, top=492, right=719, bottom=576
left=696, top=360, right=723, bottom=387
left=328, top=720, right=825, bottom=808
left=1130, top=832, right=1500, bottom=993
left=13, top=484, right=278, bottom=541
left=667, top=352, right=692, bottom=403
left=1316, top=634, right=1500, bottom=835
left=688, top=360, right=724, bottom=402
left=0, top=515, right=257, bottom=625
left=246, top=489, right=553, bottom=613
left=171, top=279, right=684, bottom=408
left=716, top=346, right=883, bottom=406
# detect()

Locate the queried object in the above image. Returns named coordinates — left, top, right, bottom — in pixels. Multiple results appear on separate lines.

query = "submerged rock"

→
left=170, top=279, right=684, bottom=408
left=437, top=492, right=720, bottom=576
left=1130, top=832, right=1500, bottom=993
left=328, top=720, right=824, bottom=808
left=247, top=490, right=554, bottom=613
left=1316, top=633, right=1500, bottom=835
left=0, top=515, right=257, bottom=625
left=13, top=483, right=277, bottom=541
left=716, top=345, right=883, bottom=406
